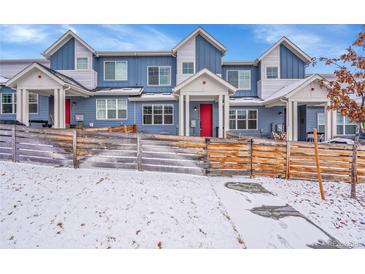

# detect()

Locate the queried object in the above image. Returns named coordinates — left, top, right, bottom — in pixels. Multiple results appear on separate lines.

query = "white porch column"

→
left=53, top=89, right=60, bottom=128
left=224, top=94, right=230, bottom=138
left=16, top=89, right=23, bottom=123
left=218, top=94, right=223, bottom=138
left=59, top=88, right=66, bottom=129
left=22, top=89, right=29, bottom=126
left=286, top=100, right=293, bottom=141
left=331, top=109, right=337, bottom=139
left=179, top=94, right=184, bottom=136
left=185, top=95, right=190, bottom=136
left=292, top=101, right=298, bottom=141
left=325, top=102, right=331, bottom=141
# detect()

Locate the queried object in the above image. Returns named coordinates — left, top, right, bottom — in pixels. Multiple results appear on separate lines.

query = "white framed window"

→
left=147, top=66, right=171, bottom=86
left=104, top=61, right=128, bottom=81
left=1, top=93, right=15, bottom=114
left=226, top=70, right=251, bottom=90
left=182, top=62, right=194, bottom=75
left=76, top=57, right=89, bottom=70
left=29, top=93, right=38, bottom=114
left=266, top=66, right=279, bottom=79
left=317, top=113, right=325, bottom=133
left=96, top=99, right=127, bottom=120
left=142, top=104, right=174, bottom=125
left=229, top=109, right=258, bottom=130
left=337, top=113, right=356, bottom=135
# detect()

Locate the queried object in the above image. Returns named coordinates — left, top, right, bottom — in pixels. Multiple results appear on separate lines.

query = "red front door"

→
left=65, top=99, right=71, bottom=126
left=200, top=104, right=213, bottom=137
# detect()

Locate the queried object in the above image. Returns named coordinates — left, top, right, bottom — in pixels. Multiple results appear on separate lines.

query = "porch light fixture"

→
left=194, top=106, right=198, bottom=112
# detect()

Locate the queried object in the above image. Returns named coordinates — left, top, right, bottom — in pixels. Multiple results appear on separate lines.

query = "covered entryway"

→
left=173, top=69, right=237, bottom=138
left=6, top=63, right=92, bottom=128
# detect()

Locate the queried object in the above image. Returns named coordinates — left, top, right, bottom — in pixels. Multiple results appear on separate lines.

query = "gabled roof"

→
left=257, top=36, right=312, bottom=65
left=173, top=68, right=237, bottom=95
left=43, top=30, right=96, bottom=58
left=264, top=74, right=325, bottom=104
left=172, top=27, right=226, bottom=54
left=6, top=62, right=92, bottom=96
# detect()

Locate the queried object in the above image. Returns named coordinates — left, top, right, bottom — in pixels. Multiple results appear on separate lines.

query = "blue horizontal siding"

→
left=0, top=86, right=49, bottom=121
left=306, top=106, right=323, bottom=133
left=229, top=106, right=284, bottom=138
left=50, top=38, right=75, bottom=70
left=280, top=44, right=305, bottom=79
left=196, top=35, right=222, bottom=75
left=222, top=65, right=259, bottom=97
left=95, top=56, right=176, bottom=93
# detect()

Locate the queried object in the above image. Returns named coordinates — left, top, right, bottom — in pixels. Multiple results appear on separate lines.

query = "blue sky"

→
left=0, top=24, right=362, bottom=73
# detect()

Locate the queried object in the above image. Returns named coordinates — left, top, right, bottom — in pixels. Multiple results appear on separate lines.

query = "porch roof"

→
left=94, top=87, right=144, bottom=96
left=129, top=93, right=177, bottom=101
left=6, top=62, right=93, bottom=96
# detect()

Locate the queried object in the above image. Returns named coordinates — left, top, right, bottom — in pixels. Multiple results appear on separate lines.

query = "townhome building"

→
left=0, top=27, right=357, bottom=141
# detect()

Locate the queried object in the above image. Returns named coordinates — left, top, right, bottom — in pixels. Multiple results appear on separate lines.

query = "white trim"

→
left=336, top=113, right=357, bottom=136
left=142, top=104, right=175, bottom=126
left=173, top=68, right=237, bottom=95
left=265, top=65, right=280, bottom=80
left=147, top=66, right=172, bottom=87
left=172, top=27, right=226, bottom=54
left=28, top=92, right=38, bottom=115
left=95, top=98, right=128, bottom=121
left=226, top=70, right=251, bottom=90
left=257, top=36, right=312, bottom=64
left=317, top=112, right=325, bottom=131
left=229, top=108, right=258, bottom=130
left=103, top=61, right=128, bottom=81
left=75, top=56, right=90, bottom=71
left=0, top=93, right=16, bottom=115
left=43, top=30, right=95, bottom=58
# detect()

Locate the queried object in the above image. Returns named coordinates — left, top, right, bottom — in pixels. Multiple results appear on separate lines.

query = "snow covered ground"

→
left=1, top=161, right=364, bottom=248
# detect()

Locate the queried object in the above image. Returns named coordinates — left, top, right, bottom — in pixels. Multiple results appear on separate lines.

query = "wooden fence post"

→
left=250, top=138, right=253, bottom=178
left=72, top=129, right=78, bottom=168
left=12, top=124, right=16, bottom=162
left=313, top=128, right=325, bottom=200
left=285, top=141, right=290, bottom=180
left=205, top=137, right=210, bottom=176
left=137, top=133, right=142, bottom=171
left=351, top=134, right=359, bottom=198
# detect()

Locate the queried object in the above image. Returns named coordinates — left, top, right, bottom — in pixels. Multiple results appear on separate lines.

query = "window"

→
left=182, top=62, right=194, bottom=74
left=104, top=61, right=128, bottom=81
left=147, top=66, right=171, bottom=86
left=96, top=99, right=127, bottom=120
left=266, top=66, right=279, bottom=79
left=227, top=70, right=251, bottom=90
left=143, top=105, right=174, bottom=125
left=317, top=113, right=325, bottom=133
left=229, top=109, right=258, bottom=130
left=29, top=93, right=38, bottom=114
left=76, top=57, right=89, bottom=70
left=1, top=94, right=15, bottom=114
left=337, top=113, right=356, bottom=135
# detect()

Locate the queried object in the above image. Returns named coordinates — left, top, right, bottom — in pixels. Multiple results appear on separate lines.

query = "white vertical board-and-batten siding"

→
left=176, top=37, right=196, bottom=85
left=58, top=39, right=97, bottom=90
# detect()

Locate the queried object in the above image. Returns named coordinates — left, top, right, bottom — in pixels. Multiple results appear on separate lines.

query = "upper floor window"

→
left=227, top=70, right=251, bottom=90
left=143, top=104, right=174, bottom=125
left=148, top=66, right=171, bottom=86
left=104, top=61, right=128, bottom=81
left=96, top=98, right=127, bottom=120
left=1, top=93, right=37, bottom=114
left=266, top=66, right=279, bottom=79
left=229, top=109, right=257, bottom=130
left=337, top=113, right=356, bottom=135
left=182, top=62, right=194, bottom=75
left=76, top=57, right=89, bottom=70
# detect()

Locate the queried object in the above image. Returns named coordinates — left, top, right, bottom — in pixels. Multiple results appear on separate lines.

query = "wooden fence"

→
left=0, top=124, right=364, bottom=183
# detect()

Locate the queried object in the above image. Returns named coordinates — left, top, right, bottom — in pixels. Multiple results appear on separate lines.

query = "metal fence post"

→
left=250, top=138, right=253, bottom=178
left=137, top=133, right=142, bottom=171
left=12, top=124, right=16, bottom=162
left=72, top=129, right=78, bottom=168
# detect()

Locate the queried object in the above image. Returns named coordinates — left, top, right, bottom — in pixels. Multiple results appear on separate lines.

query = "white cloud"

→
left=0, top=25, right=49, bottom=43
left=251, top=25, right=348, bottom=58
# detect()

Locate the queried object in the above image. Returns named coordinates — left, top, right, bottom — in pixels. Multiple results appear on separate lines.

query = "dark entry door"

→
left=65, top=99, right=71, bottom=126
left=200, top=104, right=213, bottom=137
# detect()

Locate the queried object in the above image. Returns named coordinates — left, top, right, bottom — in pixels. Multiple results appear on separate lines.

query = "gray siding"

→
left=50, top=38, right=75, bottom=70
left=306, top=106, right=323, bottom=133
left=195, top=35, right=222, bottom=74
left=95, top=56, right=176, bottom=93
left=280, top=44, right=305, bottom=79
left=222, top=65, right=259, bottom=97
left=229, top=106, right=284, bottom=138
